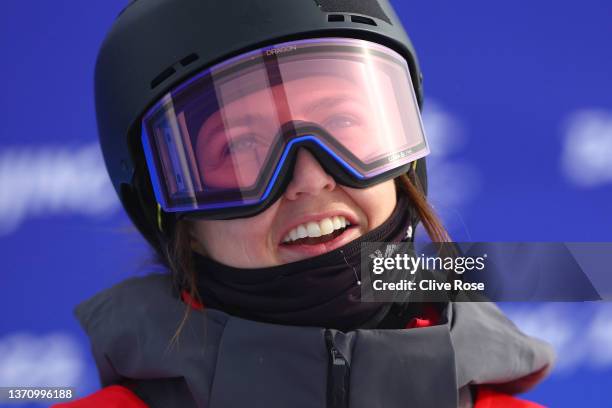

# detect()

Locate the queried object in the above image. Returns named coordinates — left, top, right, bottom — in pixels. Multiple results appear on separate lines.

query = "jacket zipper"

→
left=325, top=329, right=350, bottom=408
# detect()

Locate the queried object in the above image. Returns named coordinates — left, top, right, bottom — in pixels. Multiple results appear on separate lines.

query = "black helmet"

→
left=95, top=0, right=427, bottom=247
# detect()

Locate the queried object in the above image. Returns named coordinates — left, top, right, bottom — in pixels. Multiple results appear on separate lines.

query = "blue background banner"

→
left=1, top=1, right=611, bottom=406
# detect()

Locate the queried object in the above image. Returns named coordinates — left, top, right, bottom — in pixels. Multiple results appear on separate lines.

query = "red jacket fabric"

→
left=53, top=385, right=147, bottom=408
left=53, top=383, right=544, bottom=407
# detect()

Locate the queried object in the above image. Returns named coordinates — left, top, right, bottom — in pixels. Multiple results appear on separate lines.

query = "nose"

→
left=284, top=148, right=336, bottom=200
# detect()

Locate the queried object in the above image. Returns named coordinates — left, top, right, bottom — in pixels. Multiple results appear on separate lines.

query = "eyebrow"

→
left=204, top=94, right=363, bottom=138
left=205, top=113, right=268, bottom=139
left=303, top=95, right=360, bottom=116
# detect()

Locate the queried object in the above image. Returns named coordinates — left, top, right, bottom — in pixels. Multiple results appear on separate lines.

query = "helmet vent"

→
left=150, top=53, right=200, bottom=90
left=327, top=14, right=345, bottom=22
left=180, top=53, right=199, bottom=67
left=313, top=0, right=390, bottom=24
left=350, top=15, right=377, bottom=26
left=151, top=67, right=176, bottom=89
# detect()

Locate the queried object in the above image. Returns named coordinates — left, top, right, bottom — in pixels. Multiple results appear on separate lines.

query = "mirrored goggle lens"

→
left=142, top=38, right=429, bottom=212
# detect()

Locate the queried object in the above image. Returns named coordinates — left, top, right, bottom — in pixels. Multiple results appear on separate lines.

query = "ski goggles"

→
left=141, top=37, right=429, bottom=219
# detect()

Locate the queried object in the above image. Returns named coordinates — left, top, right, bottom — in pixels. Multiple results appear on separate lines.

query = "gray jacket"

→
left=76, top=273, right=555, bottom=408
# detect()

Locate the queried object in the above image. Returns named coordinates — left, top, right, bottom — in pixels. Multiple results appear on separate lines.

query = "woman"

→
left=55, top=0, right=554, bottom=406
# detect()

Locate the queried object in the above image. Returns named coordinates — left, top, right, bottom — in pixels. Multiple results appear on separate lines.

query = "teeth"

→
left=332, top=216, right=341, bottom=230
left=282, top=215, right=351, bottom=243
left=320, top=218, right=334, bottom=235
left=296, top=225, right=308, bottom=239
left=306, top=222, right=321, bottom=237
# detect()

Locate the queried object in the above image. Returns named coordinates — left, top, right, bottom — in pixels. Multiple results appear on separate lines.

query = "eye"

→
left=323, top=114, right=360, bottom=130
left=223, top=134, right=261, bottom=156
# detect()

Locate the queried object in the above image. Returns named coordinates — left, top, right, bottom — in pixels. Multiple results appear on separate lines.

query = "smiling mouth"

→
left=280, top=214, right=355, bottom=246
left=282, top=226, right=349, bottom=246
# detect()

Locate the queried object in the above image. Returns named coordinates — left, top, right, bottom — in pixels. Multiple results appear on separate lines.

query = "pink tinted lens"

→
left=191, top=47, right=425, bottom=189
left=142, top=38, right=428, bottom=209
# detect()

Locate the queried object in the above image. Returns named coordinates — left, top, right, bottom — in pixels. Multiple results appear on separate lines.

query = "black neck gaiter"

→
left=192, top=194, right=414, bottom=331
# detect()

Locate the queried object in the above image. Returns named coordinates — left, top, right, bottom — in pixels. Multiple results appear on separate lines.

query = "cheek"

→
left=349, top=180, right=397, bottom=230
left=190, top=208, right=279, bottom=267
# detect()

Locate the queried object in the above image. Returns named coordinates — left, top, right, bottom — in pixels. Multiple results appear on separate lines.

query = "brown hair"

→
left=151, top=172, right=451, bottom=344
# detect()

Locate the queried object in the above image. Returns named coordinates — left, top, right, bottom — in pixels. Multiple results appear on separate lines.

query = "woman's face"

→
left=189, top=154, right=397, bottom=267
left=188, top=73, right=399, bottom=267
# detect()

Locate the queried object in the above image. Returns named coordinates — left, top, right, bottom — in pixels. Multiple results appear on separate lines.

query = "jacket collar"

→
left=75, top=274, right=554, bottom=407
